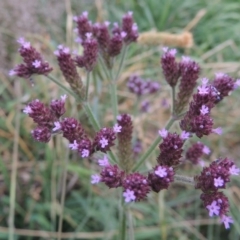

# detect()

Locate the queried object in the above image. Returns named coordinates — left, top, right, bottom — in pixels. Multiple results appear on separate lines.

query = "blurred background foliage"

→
left=0, top=0, right=240, bottom=239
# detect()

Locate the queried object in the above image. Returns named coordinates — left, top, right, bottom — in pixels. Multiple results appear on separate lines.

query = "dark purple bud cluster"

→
left=160, top=47, right=180, bottom=87
left=93, top=128, right=117, bottom=153
left=127, top=75, right=160, bottom=96
left=121, top=11, right=138, bottom=44
left=23, top=95, right=67, bottom=142
left=74, top=33, right=98, bottom=72
left=194, top=158, right=239, bottom=228
left=212, top=73, right=235, bottom=103
left=54, top=45, right=84, bottom=97
left=73, top=11, right=138, bottom=69
left=9, top=38, right=52, bottom=79
left=175, top=56, right=200, bottom=114
left=148, top=165, right=175, bottom=192
left=101, top=164, right=124, bottom=188
left=117, top=114, right=133, bottom=171
left=185, top=142, right=210, bottom=165
left=123, top=173, right=150, bottom=201
left=180, top=79, right=220, bottom=138
left=157, top=129, right=187, bottom=166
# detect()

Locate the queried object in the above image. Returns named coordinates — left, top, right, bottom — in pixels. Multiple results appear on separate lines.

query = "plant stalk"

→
left=9, top=81, right=21, bottom=240
left=57, top=147, right=70, bottom=240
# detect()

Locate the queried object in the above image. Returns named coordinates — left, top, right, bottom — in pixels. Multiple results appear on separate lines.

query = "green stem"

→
left=132, top=117, right=175, bottom=171
left=174, top=174, right=195, bottom=185
left=116, top=45, right=128, bottom=81
left=110, top=69, right=118, bottom=119
left=47, top=75, right=80, bottom=100
left=119, top=197, right=126, bottom=240
left=9, top=82, right=21, bottom=240
left=171, top=86, right=176, bottom=116
left=57, top=147, right=70, bottom=240
left=158, top=191, right=167, bottom=240
left=127, top=206, right=134, bottom=240
left=85, top=71, right=91, bottom=101
left=82, top=102, right=100, bottom=131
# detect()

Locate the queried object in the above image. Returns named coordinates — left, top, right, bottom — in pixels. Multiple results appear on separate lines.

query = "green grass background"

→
left=0, top=0, right=240, bottom=239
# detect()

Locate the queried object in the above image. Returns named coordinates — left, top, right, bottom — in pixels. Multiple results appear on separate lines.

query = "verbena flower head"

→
left=148, top=165, right=175, bottom=192
left=186, top=142, right=210, bottom=165
left=123, top=173, right=150, bottom=202
left=195, top=158, right=235, bottom=192
left=93, top=128, right=116, bottom=153
left=100, top=164, right=124, bottom=188
left=75, top=33, right=98, bottom=71
left=122, top=11, right=138, bottom=44
left=157, top=132, right=185, bottom=166
left=161, top=47, right=179, bottom=87
left=127, top=74, right=160, bottom=96
left=60, top=117, right=85, bottom=143
left=55, top=45, right=84, bottom=98
left=31, top=126, right=51, bottom=143
left=175, top=56, right=200, bottom=114
left=9, top=38, right=52, bottom=79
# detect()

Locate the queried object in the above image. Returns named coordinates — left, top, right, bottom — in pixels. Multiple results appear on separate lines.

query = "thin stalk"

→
left=85, top=71, right=91, bottom=101
left=119, top=197, right=126, bottom=240
left=174, top=175, right=195, bottom=185
left=82, top=102, right=100, bottom=131
left=110, top=68, right=118, bottom=119
left=127, top=206, right=135, bottom=240
left=115, top=45, right=128, bottom=81
left=9, top=82, right=21, bottom=240
left=132, top=117, right=175, bottom=171
left=47, top=75, right=79, bottom=100
left=158, top=191, right=167, bottom=240
left=171, top=86, right=176, bottom=116
left=57, top=147, right=70, bottom=240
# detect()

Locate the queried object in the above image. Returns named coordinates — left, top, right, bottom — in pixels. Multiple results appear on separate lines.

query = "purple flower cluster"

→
left=180, top=76, right=237, bottom=138
left=9, top=38, right=52, bottom=79
left=157, top=129, right=188, bottom=166
left=127, top=74, right=160, bottom=96
left=54, top=45, right=85, bottom=97
left=73, top=11, right=138, bottom=69
left=24, top=95, right=120, bottom=158
left=185, top=142, right=210, bottom=166
left=161, top=48, right=201, bottom=114
left=195, top=158, right=239, bottom=228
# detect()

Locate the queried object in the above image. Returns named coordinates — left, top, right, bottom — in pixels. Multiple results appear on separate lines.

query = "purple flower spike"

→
left=31, top=126, right=51, bottom=143
left=123, top=173, right=150, bottom=201
left=157, top=132, right=184, bottom=166
left=75, top=33, right=98, bottom=71
left=161, top=47, right=180, bottom=87
left=100, top=164, right=124, bottom=188
left=122, top=12, right=138, bottom=43
left=93, top=128, right=116, bottom=153
left=148, top=165, right=174, bottom=192
left=201, top=192, right=229, bottom=218
left=10, top=38, right=52, bottom=79
left=212, top=73, right=235, bottom=103
left=50, top=95, right=67, bottom=118
left=186, top=142, right=210, bottom=165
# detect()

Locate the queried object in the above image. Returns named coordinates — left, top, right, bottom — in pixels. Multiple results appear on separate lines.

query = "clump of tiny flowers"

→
left=11, top=10, right=240, bottom=229
left=195, top=158, right=239, bottom=228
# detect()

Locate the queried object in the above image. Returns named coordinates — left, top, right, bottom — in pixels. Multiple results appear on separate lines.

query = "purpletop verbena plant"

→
left=9, top=10, right=240, bottom=234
